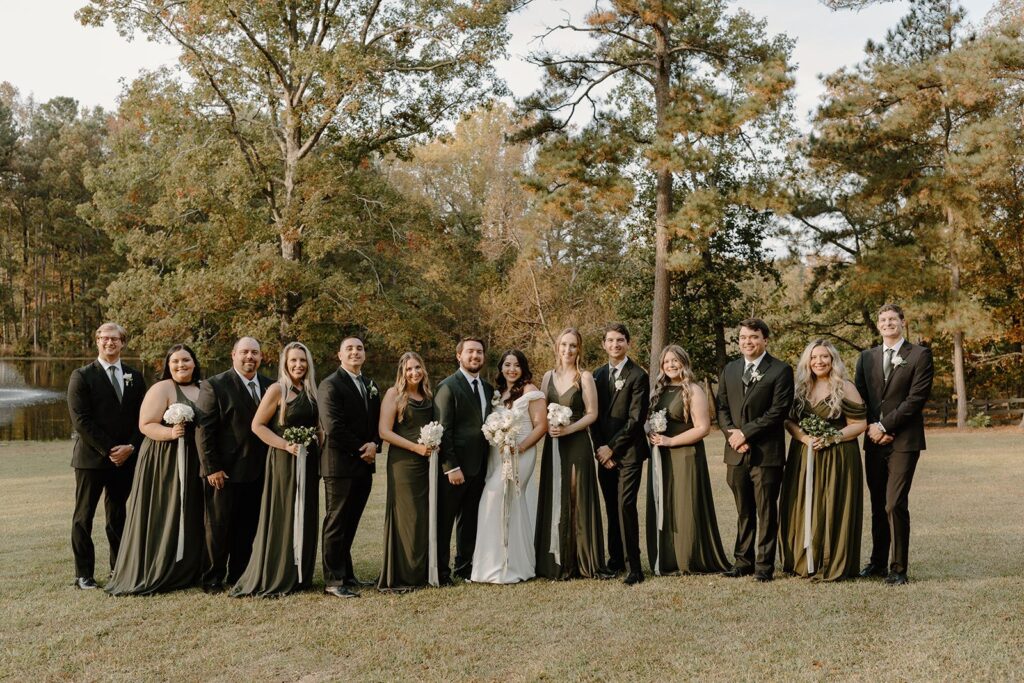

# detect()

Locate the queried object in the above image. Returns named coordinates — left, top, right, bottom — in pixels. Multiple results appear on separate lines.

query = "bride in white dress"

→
left=471, top=350, right=548, bottom=584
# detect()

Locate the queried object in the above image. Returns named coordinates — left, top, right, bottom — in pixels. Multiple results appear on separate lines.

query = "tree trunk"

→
left=947, top=208, right=968, bottom=429
left=649, top=21, right=672, bottom=381
left=278, top=110, right=303, bottom=344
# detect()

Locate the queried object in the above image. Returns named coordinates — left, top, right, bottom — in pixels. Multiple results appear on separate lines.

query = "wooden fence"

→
left=924, top=398, right=1024, bottom=426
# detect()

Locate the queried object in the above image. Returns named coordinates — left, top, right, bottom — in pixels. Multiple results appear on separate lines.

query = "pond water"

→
left=0, top=358, right=429, bottom=441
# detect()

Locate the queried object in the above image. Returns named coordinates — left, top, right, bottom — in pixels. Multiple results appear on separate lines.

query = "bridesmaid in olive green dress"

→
left=231, top=342, right=321, bottom=598
left=535, top=328, right=609, bottom=580
left=645, top=345, right=729, bottom=576
left=377, top=351, right=435, bottom=592
left=107, top=344, right=205, bottom=595
left=780, top=339, right=867, bottom=582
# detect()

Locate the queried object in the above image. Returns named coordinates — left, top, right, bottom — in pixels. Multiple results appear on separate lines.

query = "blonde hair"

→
left=651, top=345, right=695, bottom=422
left=553, top=327, right=583, bottom=388
left=95, top=322, right=127, bottom=341
left=394, top=351, right=432, bottom=423
left=277, top=342, right=318, bottom=421
left=793, top=339, right=848, bottom=419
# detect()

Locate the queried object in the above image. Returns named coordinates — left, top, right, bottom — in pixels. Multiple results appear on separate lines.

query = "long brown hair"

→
left=394, top=351, right=432, bottom=423
left=553, top=327, right=583, bottom=388
left=496, top=349, right=533, bottom=408
left=651, top=345, right=695, bottom=422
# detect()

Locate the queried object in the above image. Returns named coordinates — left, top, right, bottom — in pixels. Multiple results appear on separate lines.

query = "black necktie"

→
left=247, top=380, right=259, bottom=404
left=356, top=374, right=368, bottom=407
left=883, top=348, right=894, bottom=382
left=742, top=363, right=753, bottom=395
left=609, top=366, right=618, bottom=391
left=472, top=378, right=484, bottom=416
left=108, top=365, right=123, bottom=403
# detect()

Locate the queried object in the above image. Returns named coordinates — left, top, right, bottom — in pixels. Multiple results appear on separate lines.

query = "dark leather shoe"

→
left=884, top=572, right=909, bottom=586
left=623, top=572, right=644, bottom=586
left=754, top=571, right=774, bottom=582
left=324, top=585, right=359, bottom=598
left=606, top=562, right=625, bottom=575
left=343, top=578, right=375, bottom=588
left=202, top=583, right=224, bottom=594
left=73, top=577, right=99, bottom=590
left=859, top=563, right=888, bottom=578
left=722, top=566, right=754, bottom=578
left=437, top=576, right=454, bottom=587
left=594, top=570, right=617, bottom=580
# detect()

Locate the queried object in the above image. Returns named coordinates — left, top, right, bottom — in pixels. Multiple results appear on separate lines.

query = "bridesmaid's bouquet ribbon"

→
left=546, top=403, right=573, bottom=565
left=797, top=416, right=843, bottom=573
left=163, top=402, right=195, bottom=563
left=283, top=426, right=317, bottom=582
left=645, top=408, right=668, bottom=575
left=482, top=407, right=523, bottom=566
left=418, top=421, right=444, bottom=587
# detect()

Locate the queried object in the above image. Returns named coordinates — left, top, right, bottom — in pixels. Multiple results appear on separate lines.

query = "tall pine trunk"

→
left=649, top=21, right=672, bottom=381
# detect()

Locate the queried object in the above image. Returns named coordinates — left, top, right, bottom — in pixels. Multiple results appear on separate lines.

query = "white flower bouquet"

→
left=282, top=426, right=317, bottom=446
left=163, top=403, right=194, bottom=425
left=547, top=403, right=573, bottom=428
left=646, top=408, right=668, bottom=434
left=418, top=421, right=444, bottom=450
left=482, top=408, right=522, bottom=485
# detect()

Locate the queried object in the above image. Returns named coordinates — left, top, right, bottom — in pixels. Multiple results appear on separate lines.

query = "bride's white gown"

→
left=470, top=390, right=544, bottom=584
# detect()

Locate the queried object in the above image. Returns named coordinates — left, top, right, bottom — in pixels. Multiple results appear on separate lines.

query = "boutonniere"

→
left=749, top=369, right=763, bottom=384
left=123, top=373, right=134, bottom=387
left=614, top=378, right=625, bottom=392
left=891, top=355, right=906, bottom=369
left=491, top=390, right=502, bottom=407
left=367, top=382, right=379, bottom=399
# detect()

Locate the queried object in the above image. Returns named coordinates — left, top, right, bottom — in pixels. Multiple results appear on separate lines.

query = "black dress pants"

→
left=201, top=478, right=262, bottom=587
left=865, top=449, right=920, bottom=573
left=71, top=465, right=134, bottom=579
left=598, top=461, right=644, bottom=574
left=726, top=462, right=782, bottom=574
left=436, top=470, right=485, bottom=581
left=322, top=474, right=373, bottom=586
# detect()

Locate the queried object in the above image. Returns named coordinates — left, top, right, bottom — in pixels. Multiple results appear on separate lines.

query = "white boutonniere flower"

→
left=891, top=355, right=906, bottom=369
left=749, top=369, right=763, bottom=384
left=123, top=373, right=134, bottom=387
left=491, top=390, right=502, bottom=407
left=367, top=382, right=379, bottom=399
left=614, top=378, right=625, bottom=392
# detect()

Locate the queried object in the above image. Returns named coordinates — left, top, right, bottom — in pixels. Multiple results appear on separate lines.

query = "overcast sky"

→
left=0, top=0, right=998, bottom=128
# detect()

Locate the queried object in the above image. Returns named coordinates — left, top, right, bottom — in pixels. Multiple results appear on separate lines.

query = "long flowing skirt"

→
left=470, top=443, right=537, bottom=584
left=378, top=446, right=430, bottom=591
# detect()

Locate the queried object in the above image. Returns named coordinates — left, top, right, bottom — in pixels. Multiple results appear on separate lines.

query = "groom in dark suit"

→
left=319, top=335, right=382, bottom=598
left=592, top=323, right=649, bottom=585
left=854, top=303, right=934, bottom=585
left=67, top=322, right=146, bottom=589
left=717, top=318, right=794, bottom=582
left=435, top=337, right=493, bottom=584
left=195, top=336, right=273, bottom=592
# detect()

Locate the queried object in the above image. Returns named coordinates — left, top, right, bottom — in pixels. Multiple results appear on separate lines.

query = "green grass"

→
left=1, top=431, right=1021, bottom=681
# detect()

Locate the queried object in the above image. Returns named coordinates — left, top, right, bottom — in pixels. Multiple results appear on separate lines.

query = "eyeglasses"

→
left=97, top=336, right=123, bottom=343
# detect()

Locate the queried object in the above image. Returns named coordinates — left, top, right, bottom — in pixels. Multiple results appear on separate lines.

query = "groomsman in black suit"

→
left=195, top=336, right=273, bottom=592
left=854, top=304, right=934, bottom=585
left=592, top=323, right=650, bottom=585
left=434, top=337, right=493, bottom=584
left=67, top=322, right=146, bottom=589
left=319, top=335, right=382, bottom=598
left=717, top=318, right=794, bottom=582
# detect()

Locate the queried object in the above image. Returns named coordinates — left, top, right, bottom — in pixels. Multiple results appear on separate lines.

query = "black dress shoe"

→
left=623, top=572, right=644, bottom=586
left=858, top=563, right=888, bottom=579
left=753, top=571, right=773, bottom=583
left=594, top=570, right=617, bottom=580
left=606, top=563, right=625, bottom=575
left=884, top=572, right=909, bottom=586
left=73, top=577, right=99, bottom=590
left=324, top=585, right=359, bottom=598
left=722, top=566, right=754, bottom=578
left=343, top=578, right=375, bottom=588
left=202, top=583, right=225, bottom=594
left=437, top=576, right=454, bottom=587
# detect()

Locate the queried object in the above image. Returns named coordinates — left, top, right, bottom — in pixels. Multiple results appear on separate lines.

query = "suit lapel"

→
left=740, top=355, right=773, bottom=411
left=338, top=370, right=369, bottom=418
left=456, top=372, right=484, bottom=421
left=872, top=346, right=886, bottom=400
left=92, top=360, right=123, bottom=406
left=882, top=342, right=912, bottom=397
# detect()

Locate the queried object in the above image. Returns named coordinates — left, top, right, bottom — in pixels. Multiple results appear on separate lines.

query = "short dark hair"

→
left=738, top=318, right=770, bottom=339
left=603, top=322, right=631, bottom=343
left=160, top=344, right=202, bottom=384
left=876, top=303, right=905, bottom=320
left=339, top=335, right=365, bottom=350
left=457, top=337, right=486, bottom=354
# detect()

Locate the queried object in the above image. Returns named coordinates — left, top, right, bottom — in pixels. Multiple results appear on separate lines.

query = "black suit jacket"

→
left=195, top=369, right=274, bottom=482
left=717, top=353, right=794, bottom=467
left=854, top=341, right=934, bottom=453
left=591, top=358, right=650, bottom=466
left=318, top=368, right=382, bottom=478
left=435, top=371, right=493, bottom=478
left=67, top=360, right=146, bottom=469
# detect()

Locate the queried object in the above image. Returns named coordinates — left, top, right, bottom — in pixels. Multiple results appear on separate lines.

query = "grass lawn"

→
left=1, top=430, right=1021, bottom=681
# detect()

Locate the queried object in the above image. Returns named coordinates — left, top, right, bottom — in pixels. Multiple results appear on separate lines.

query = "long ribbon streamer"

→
left=803, top=446, right=815, bottom=574
left=175, top=436, right=186, bottom=562
left=428, top=448, right=439, bottom=587
left=548, top=437, right=562, bottom=565
left=294, top=444, right=307, bottom=583
left=649, top=439, right=665, bottom=576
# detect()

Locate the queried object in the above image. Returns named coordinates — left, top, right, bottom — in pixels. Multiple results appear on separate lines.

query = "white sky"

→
left=0, top=0, right=997, bottom=128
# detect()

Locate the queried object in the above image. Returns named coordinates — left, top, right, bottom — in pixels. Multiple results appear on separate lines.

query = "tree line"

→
left=0, top=0, right=1022, bottom=427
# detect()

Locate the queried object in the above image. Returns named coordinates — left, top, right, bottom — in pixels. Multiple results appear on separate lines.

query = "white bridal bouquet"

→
left=646, top=408, right=667, bottom=434
left=282, top=426, right=317, bottom=447
left=482, top=408, right=522, bottom=485
left=418, top=421, right=444, bottom=451
left=547, top=403, right=573, bottom=428
left=163, top=402, right=194, bottom=425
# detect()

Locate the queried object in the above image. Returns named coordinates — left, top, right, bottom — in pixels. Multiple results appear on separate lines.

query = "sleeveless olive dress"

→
left=779, top=398, right=866, bottom=581
left=230, top=390, right=320, bottom=597
left=378, top=397, right=434, bottom=592
left=645, top=385, right=729, bottom=575
left=107, top=382, right=204, bottom=595
left=535, top=379, right=607, bottom=579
